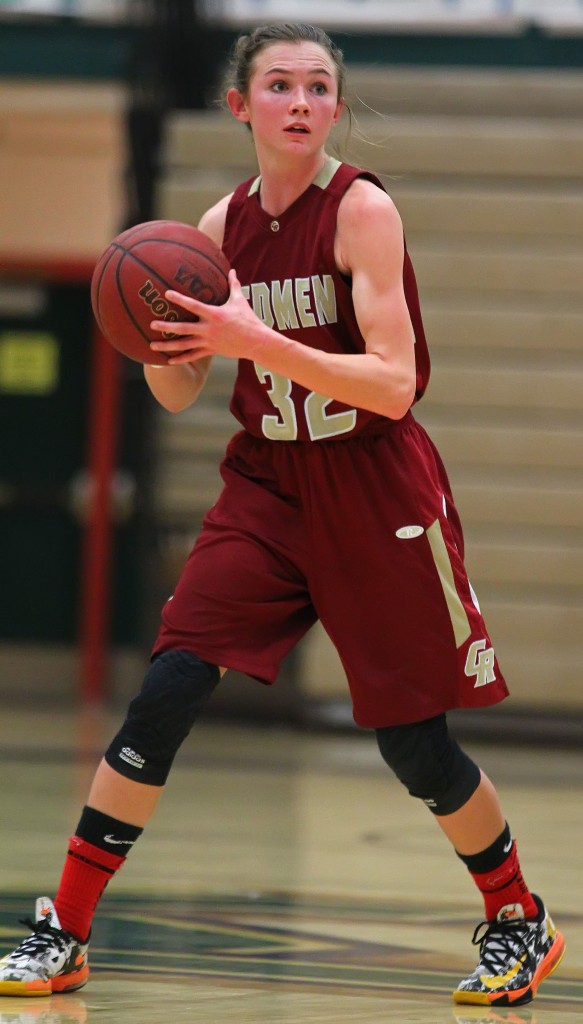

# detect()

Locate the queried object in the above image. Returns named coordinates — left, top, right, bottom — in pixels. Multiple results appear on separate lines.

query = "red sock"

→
left=470, top=840, right=538, bottom=921
left=54, top=837, right=126, bottom=941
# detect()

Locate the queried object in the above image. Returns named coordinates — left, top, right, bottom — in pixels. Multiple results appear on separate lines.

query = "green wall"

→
left=0, top=19, right=582, bottom=81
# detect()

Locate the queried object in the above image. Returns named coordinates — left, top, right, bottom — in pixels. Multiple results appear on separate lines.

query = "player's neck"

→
left=256, top=152, right=331, bottom=218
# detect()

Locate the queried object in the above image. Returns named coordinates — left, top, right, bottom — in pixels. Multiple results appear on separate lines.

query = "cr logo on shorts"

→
left=464, top=639, right=496, bottom=688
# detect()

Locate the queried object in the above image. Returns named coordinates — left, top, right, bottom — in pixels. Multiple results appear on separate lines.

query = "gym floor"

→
left=0, top=705, right=581, bottom=1023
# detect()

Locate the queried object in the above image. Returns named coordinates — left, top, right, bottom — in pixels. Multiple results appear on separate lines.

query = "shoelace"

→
left=11, top=917, right=70, bottom=960
left=471, top=918, right=534, bottom=976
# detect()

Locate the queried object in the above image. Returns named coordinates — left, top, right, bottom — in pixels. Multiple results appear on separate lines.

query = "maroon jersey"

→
left=222, top=160, right=430, bottom=442
left=153, top=159, right=509, bottom=724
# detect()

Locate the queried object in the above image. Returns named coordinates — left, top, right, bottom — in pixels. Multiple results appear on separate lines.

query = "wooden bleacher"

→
left=153, top=65, right=583, bottom=715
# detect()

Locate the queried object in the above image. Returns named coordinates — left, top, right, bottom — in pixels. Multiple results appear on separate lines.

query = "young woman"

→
left=0, top=22, right=564, bottom=1008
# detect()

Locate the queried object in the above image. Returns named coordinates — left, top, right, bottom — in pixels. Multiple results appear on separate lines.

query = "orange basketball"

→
left=91, top=220, right=230, bottom=364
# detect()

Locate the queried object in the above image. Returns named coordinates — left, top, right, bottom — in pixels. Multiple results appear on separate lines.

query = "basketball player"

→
left=0, top=23, right=564, bottom=1007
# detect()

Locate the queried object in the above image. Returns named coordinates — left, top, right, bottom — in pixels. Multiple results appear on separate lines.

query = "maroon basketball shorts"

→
left=152, top=413, right=509, bottom=727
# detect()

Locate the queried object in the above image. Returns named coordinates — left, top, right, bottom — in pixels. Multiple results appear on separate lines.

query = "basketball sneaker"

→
left=453, top=895, right=565, bottom=1007
left=0, top=898, right=89, bottom=997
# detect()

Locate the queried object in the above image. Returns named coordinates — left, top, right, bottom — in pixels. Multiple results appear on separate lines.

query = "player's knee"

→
left=104, top=650, right=220, bottom=786
left=375, top=714, right=481, bottom=815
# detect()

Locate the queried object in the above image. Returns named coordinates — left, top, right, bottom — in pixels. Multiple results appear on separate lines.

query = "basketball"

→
left=90, top=220, right=231, bottom=364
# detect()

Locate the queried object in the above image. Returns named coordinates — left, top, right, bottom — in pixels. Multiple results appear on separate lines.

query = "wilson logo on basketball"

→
left=174, top=264, right=216, bottom=303
left=91, top=220, right=229, bottom=363
left=138, top=279, right=180, bottom=338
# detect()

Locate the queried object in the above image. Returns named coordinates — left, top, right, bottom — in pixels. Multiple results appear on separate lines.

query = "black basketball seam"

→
left=92, top=244, right=120, bottom=333
left=111, top=240, right=229, bottom=293
left=100, top=231, right=228, bottom=362
left=127, top=238, right=229, bottom=281
left=94, top=223, right=156, bottom=331
left=115, top=250, right=159, bottom=359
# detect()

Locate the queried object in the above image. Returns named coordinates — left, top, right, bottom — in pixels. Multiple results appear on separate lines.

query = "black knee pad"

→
left=375, top=714, right=480, bottom=815
left=104, top=650, right=220, bottom=786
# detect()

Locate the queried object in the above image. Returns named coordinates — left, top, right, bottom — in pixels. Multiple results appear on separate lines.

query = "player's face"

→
left=228, top=41, right=344, bottom=157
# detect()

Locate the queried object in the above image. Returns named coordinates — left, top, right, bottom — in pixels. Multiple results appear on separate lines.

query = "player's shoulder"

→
left=338, top=175, right=401, bottom=231
left=336, top=177, right=403, bottom=269
left=197, top=192, right=233, bottom=249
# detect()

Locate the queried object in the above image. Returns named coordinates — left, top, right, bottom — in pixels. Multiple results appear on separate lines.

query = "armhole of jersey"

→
left=327, top=166, right=388, bottom=281
left=328, top=164, right=387, bottom=199
left=223, top=177, right=256, bottom=253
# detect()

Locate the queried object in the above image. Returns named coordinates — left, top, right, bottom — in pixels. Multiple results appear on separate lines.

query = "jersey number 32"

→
left=255, top=364, right=357, bottom=441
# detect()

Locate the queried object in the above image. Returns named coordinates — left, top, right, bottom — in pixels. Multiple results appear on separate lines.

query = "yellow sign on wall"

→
left=0, top=332, right=59, bottom=394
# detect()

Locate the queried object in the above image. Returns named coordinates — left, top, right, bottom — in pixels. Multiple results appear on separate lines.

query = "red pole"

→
left=79, top=322, right=123, bottom=704
left=0, top=257, right=124, bottom=706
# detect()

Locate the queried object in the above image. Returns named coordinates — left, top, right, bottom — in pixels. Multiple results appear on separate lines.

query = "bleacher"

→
left=201, top=0, right=583, bottom=32
left=153, top=62, right=583, bottom=715
left=4, top=0, right=583, bottom=31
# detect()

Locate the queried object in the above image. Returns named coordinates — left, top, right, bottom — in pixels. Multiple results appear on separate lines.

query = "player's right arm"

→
left=143, top=194, right=231, bottom=412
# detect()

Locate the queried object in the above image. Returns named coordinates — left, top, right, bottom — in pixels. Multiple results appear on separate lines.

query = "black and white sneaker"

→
left=0, top=898, right=89, bottom=997
left=454, top=895, right=565, bottom=1006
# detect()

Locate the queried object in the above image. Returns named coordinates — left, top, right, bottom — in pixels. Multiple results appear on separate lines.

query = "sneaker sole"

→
left=0, top=965, right=89, bottom=997
left=453, top=929, right=566, bottom=1007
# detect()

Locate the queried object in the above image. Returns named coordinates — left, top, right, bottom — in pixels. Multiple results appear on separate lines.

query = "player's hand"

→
left=149, top=269, right=265, bottom=364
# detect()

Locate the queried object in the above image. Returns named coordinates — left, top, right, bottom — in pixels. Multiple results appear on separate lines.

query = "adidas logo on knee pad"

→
left=119, top=747, right=145, bottom=769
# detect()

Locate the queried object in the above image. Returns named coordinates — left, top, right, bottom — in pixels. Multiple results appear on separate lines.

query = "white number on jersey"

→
left=254, top=365, right=357, bottom=441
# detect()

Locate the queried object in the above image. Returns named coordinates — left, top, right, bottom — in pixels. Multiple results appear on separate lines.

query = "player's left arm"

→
left=334, top=178, right=416, bottom=415
left=149, top=184, right=416, bottom=420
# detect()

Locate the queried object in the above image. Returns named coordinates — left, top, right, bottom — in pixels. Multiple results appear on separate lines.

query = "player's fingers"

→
left=164, top=288, right=208, bottom=312
left=168, top=347, right=214, bottom=365
left=150, top=320, right=200, bottom=335
left=150, top=341, right=205, bottom=356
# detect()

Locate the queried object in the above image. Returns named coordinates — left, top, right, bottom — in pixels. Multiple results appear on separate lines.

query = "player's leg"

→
left=306, top=423, right=564, bottom=1005
left=74, top=445, right=312, bottom=943
left=443, top=782, right=565, bottom=1006
left=52, top=649, right=222, bottom=938
left=0, top=649, right=221, bottom=997
left=434, top=769, right=503, bottom=854
left=0, top=447, right=314, bottom=997
left=375, top=717, right=565, bottom=1007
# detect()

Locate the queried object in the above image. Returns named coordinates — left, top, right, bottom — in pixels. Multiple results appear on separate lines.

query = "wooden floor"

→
left=0, top=705, right=581, bottom=1023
